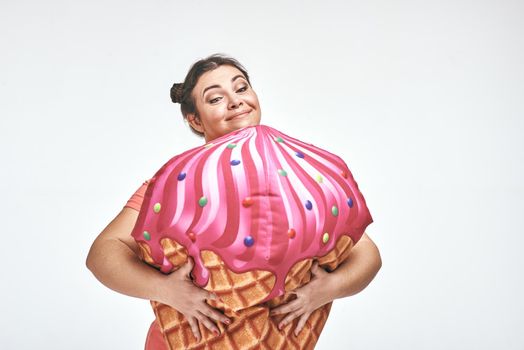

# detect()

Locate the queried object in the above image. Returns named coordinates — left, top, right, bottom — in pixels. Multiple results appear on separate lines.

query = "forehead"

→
left=195, top=65, right=246, bottom=91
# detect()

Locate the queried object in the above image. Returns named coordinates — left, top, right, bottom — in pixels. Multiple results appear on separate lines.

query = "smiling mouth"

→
left=227, top=110, right=252, bottom=121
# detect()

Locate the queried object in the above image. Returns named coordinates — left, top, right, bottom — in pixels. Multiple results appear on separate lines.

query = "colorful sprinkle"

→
left=275, top=137, right=284, bottom=143
left=347, top=198, right=353, bottom=208
left=177, top=172, right=186, bottom=181
left=242, top=197, right=254, bottom=207
left=315, top=174, right=323, bottom=183
left=305, top=200, right=313, bottom=210
left=230, top=159, right=241, bottom=166
left=198, top=196, right=208, bottom=207
left=153, top=203, right=161, bottom=213
left=187, top=232, right=196, bottom=242
left=244, top=236, right=255, bottom=247
left=295, top=151, right=305, bottom=158
left=288, top=228, right=296, bottom=239
left=322, top=233, right=330, bottom=244
left=341, top=171, right=348, bottom=178
left=278, top=169, right=287, bottom=177
left=204, top=143, right=214, bottom=148
left=332, top=205, right=339, bottom=216
left=226, top=143, right=237, bottom=149
left=143, top=231, right=151, bottom=241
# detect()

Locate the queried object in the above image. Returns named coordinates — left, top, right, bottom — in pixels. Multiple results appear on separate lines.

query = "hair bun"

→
left=170, top=83, right=184, bottom=103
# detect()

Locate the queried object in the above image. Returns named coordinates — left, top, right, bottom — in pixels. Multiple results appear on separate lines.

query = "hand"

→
left=156, top=257, right=231, bottom=342
left=269, top=261, right=334, bottom=336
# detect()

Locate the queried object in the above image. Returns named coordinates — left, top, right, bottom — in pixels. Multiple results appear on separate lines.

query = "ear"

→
left=187, top=113, right=204, bottom=134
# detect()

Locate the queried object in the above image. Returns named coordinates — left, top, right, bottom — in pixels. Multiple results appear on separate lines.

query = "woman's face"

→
left=187, top=65, right=262, bottom=142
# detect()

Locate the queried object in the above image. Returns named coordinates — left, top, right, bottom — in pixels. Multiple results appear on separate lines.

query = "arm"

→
left=326, top=232, right=382, bottom=299
left=270, top=232, right=382, bottom=335
left=86, top=207, right=230, bottom=341
left=86, top=207, right=166, bottom=300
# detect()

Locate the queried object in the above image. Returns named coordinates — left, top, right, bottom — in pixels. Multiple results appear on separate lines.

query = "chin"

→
left=232, top=116, right=257, bottom=127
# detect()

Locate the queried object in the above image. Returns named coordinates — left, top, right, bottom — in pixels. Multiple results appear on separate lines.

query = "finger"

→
left=311, top=261, right=323, bottom=277
left=270, top=299, right=301, bottom=316
left=187, top=316, right=201, bottom=342
left=178, top=256, right=194, bottom=278
left=197, top=312, right=221, bottom=336
left=185, top=257, right=195, bottom=273
left=294, top=312, right=311, bottom=336
left=204, top=291, right=219, bottom=302
left=200, top=304, right=231, bottom=325
left=278, top=310, right=302, bottom=330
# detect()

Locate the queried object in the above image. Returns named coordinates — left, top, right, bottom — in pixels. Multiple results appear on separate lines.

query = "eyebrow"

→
left=201, top=74, right=247, bottom=97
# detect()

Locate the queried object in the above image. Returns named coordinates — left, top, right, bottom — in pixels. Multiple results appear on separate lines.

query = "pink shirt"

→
left=124, top=179, right=167, bottom=350
left=124, top=179, right=150, bottom=212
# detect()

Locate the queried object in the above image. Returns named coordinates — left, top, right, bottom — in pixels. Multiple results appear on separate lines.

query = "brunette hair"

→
left=170, top=54, right=251, bottom=138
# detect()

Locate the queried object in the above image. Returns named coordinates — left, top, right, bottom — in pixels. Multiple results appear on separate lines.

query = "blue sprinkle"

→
left=230, top=159, right=241, bottom=166
left=295, top=151, right=305, bottom=158
left=177, top=172, right=186, bottom=181
left=305, top=200, right=313, bottom=210
left=244, top=236, right=255, bottom=247
left=347, top=198, right=353, bottom=208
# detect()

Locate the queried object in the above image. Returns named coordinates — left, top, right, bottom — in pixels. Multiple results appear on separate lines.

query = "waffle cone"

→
left=137, top=235, right=354, bottom=349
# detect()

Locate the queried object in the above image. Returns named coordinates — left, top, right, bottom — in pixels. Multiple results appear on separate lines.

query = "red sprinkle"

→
left=287, top=228, right=296, bottom=239
left=187, top=232, right=196, bottom=242
left=242, top=197, right=254, bottom=207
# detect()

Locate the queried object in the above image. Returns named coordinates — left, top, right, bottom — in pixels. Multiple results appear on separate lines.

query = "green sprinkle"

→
left=322, top=233, right=330, bottom=244
left=198, top=196, right=208, bottom=207
left=332, top=206, right=339, bottom=216
left=278, top=169, right=287, bottom=177
left=143, top=231, right=151, bottom=241
left=226, top=143, right=237, bottom=149
left=153, top=203, right=161, bottom=213
left=275, top=137, right=284, bottom=143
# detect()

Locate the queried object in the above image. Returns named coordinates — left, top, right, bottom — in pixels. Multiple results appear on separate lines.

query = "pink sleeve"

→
left=123, top=179, right=151, bottom=211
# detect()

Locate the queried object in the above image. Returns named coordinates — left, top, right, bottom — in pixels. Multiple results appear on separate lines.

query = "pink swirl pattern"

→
left=131, top=124, right=373, bottom=302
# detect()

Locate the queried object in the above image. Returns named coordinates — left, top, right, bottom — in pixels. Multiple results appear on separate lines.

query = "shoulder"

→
left=123, top=179, right=153, bottom=211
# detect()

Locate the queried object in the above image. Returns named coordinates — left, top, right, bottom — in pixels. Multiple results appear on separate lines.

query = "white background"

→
left=1, top=0, right=523, bottom=349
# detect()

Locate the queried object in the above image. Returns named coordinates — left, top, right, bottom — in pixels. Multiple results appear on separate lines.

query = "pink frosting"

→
left=131, top=124, right=373, bottom=302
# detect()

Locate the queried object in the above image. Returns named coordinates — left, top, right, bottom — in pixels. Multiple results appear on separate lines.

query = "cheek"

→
left=246, top=93, right=260, bottom=107
left=206, top=104, right=228, bottom=121
left=201, top=102, right=223, bottom=115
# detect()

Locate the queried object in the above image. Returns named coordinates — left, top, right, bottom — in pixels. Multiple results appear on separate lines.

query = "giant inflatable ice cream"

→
left=131, top=124, right=373, bottom=349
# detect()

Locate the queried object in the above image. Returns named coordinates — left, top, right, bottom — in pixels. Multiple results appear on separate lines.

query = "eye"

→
left=209, top=96, right=222, bottom=104
left=237, top=86, right=248, bottom=93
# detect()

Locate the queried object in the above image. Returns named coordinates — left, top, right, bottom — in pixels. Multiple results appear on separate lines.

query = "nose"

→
left=228, top=96, right=243, bottom=109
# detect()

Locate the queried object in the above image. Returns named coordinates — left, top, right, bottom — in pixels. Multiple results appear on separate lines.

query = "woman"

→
left=86, top=54, right=382, bottom=349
